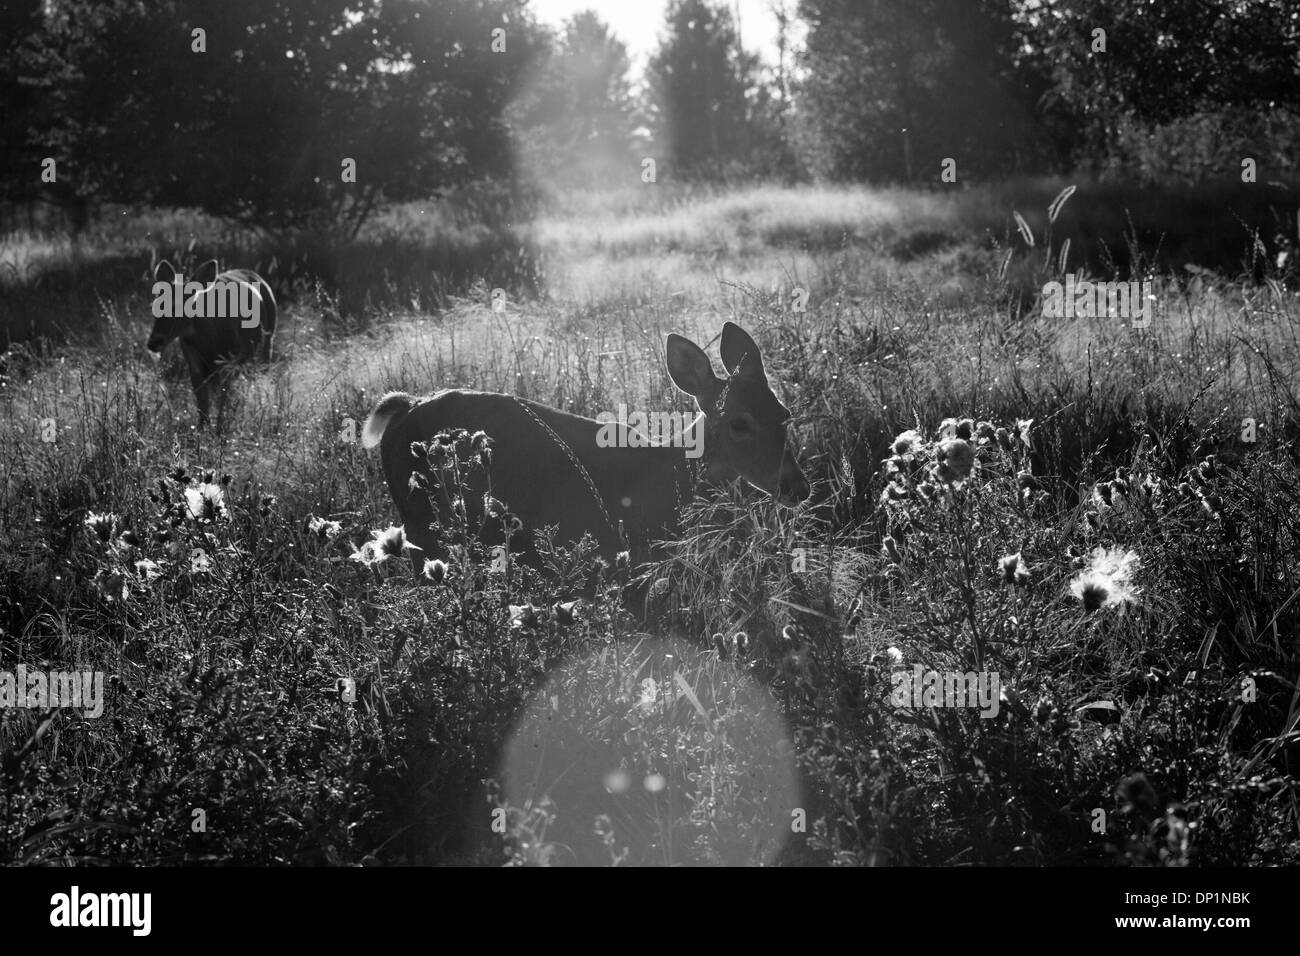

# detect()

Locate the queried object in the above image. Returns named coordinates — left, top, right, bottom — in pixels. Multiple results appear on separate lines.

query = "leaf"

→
left=673, top=671, right=713, bottom=732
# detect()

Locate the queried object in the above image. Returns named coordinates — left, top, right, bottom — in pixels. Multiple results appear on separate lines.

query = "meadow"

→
left=1, top=178, right=1298, bottom=865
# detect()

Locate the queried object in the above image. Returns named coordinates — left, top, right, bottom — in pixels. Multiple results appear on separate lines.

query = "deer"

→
left=361, top=322, right=810, bottom=573
left=146, top=258, right=277, bottom=429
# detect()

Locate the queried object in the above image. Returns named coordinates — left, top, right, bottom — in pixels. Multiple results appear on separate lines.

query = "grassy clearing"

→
left=1, top=181, right=1299, bottom=865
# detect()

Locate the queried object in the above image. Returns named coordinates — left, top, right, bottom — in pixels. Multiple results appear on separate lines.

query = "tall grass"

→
left=1, top=181, right=1298, bottom=864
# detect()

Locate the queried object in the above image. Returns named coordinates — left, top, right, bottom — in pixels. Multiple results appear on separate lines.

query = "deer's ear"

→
left=666, top=333, right=722, bottom=401
left=719, top=322, right=766, bottom=379
left=154, top=259, right=176, bottom=283
left=195, top=259, right=219, bottom=284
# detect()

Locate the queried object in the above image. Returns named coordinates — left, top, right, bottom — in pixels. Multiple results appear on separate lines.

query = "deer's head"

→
left=146, top=258, right=219, bottom=353
left=666, top=322, right=810, bottom=506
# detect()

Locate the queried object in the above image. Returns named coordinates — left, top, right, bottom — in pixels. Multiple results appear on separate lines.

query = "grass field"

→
left=1, top=179, right=1298, bottom=865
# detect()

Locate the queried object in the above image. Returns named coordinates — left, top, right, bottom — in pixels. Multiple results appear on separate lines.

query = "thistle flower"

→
left=85, top=512, right=117, bottom=543
left=1015, top=418, right=1034, bottom=447
left=423, top=558, right=448, bottom=582
left=999, top=552, right=1031, bottom=585
left=134, top=558, right=161, bottom=583
left=955, top=419, right=974, bottom=441
left=352, top=526, right=417, bottom=566
left=995, top=427, right=1014, bottom=452
left=881, top=536, right=903, bottom=563
left=891, top=429, right=923, bottom=456
left=976, top=421, right=996, bottom=442
left=1069, top=546, right=1140, bottom=611
left=509, top=602, right=540, bottom=629
left=306, top=515, right=343, bottom=540
left=937, top=438, right=975, bottom=482
left=184, top=483, right=228, bottom=523
left=93, top=568, right=129, bottom=602
left=937, top=418, right=960, bottom=440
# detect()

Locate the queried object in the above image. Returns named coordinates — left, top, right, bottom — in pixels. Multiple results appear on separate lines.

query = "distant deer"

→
left=146, top=259, right=277, bottom=428
left=362, top=322, right=810, bottom=569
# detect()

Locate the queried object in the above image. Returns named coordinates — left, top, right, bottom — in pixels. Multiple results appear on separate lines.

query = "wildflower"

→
left=1198, top=492, right=1223, bottom=518
left=881, top=536, right=903, bottom=563
left=408, top=470, right=430, bottom=493
left=423, top=558, right=448, bottom=583
left=117, top=529, right=142, bottom=550
left=891, top=429, right=923, bottom=456
left=937, top=438, right=975, bottom=481
left=509, top=602, right=540, bottom=629
left=85, top=512, right=117, bottom=543
left=976, top=421, right=996, bottom=442
left=306, top=515, right=343, bottom=540
left=955, top=419, right=974, bottom=441
left=93, top=568, right=130, bottom=602
left=352, top=526, right=417, bottom=566
left=552, top=600, right=578, bottom=625
left=995, top=427, right=1014, bottom=452
left=937, top=418, right=960, bottom=440
left=1017, top=470, right=1041, bottom=492
left=259, top=494, right=276, bottom=516
left=999, top=552, right=1031, bottom=585
left=1015, top=418, right=1034, bottom=447
left=1068, top=546, right=1140, bottom=611
left=637, top=677, right=659, bottom=713
left=484, top=495, right=507, bottom=518
left=885, top=646, right=903, bottom=665
left=134, top=558, right=161, bottom=582
left=184, top=483, right=228, bottom=523
left=1070, top=573, right=1110, bottom=611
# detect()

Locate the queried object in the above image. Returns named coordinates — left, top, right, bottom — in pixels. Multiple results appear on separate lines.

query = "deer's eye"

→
left=729, top=418, right=752, bottom=438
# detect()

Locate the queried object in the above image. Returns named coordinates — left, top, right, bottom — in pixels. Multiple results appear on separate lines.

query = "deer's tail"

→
left=362, top=391, right=419, bottom=449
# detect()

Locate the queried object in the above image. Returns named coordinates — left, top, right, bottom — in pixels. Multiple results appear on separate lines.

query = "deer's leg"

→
left=182, top=343, right=213, bottom=428
left=214, top=366, right=236, bottom=434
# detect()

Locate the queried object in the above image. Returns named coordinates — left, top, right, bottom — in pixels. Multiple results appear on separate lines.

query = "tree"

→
left=645, top=0, right=767, bottom=178
left=510, top=11, right=636, bottom=185
left=796, top=0, right=1058, bottom=182
left=14, top=0, right=544, bottom=236
left=1035, top=0, right=1300, bottom=174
